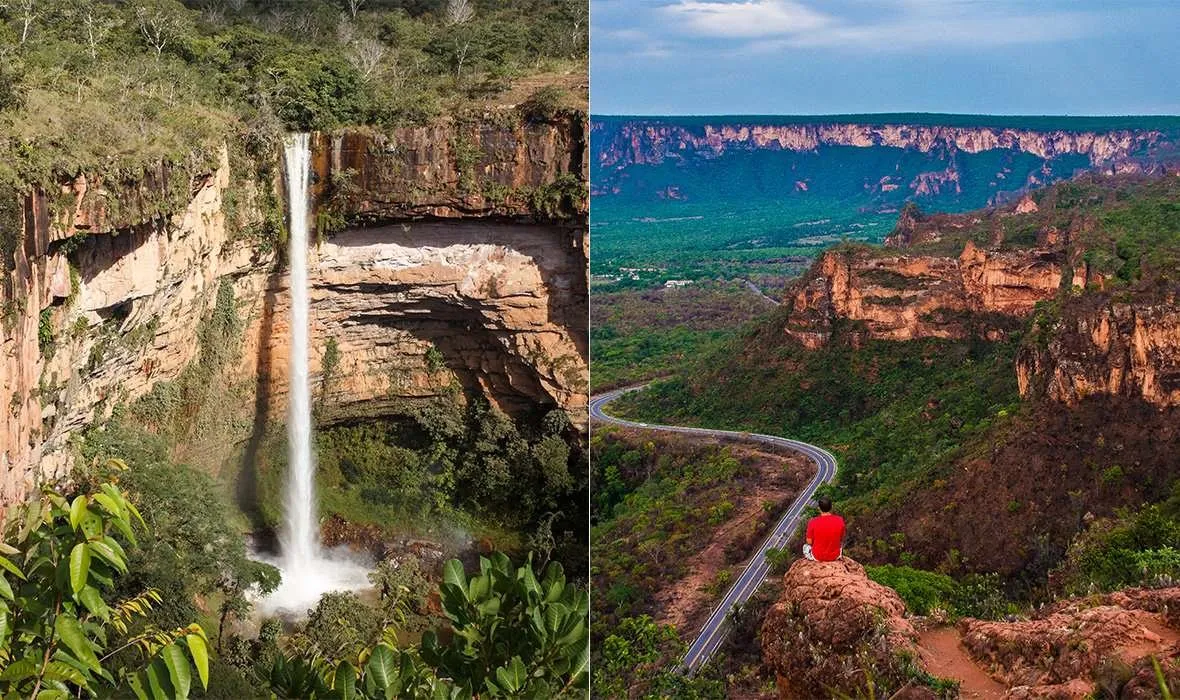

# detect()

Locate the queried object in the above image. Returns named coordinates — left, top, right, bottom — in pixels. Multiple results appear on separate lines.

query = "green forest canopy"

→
left=0, top=0, right=587, bottom=189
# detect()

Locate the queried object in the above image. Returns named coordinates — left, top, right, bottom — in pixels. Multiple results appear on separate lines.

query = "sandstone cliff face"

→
left=784, top=241, right=1067, bottom=347
left=314, top=117, right=587, bottom=220
left=593, top=120, right=1169, bottom=169
left=1016, top=295, right=1180, bottom=409
left=0, top=115, right=588, bottom=503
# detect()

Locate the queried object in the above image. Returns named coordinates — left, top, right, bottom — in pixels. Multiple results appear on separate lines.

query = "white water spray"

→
left=256, top=134, right=369, bottom=616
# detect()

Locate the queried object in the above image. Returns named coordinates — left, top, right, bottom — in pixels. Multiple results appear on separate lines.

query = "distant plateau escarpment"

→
left=591, top=116, right=1180, bottom=224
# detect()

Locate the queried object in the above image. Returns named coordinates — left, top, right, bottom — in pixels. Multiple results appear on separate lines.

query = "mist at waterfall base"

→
left=252, top=134, right=371, bottom=616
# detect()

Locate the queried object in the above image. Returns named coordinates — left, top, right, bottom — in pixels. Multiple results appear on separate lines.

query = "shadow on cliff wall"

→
left=328, top=218, right=589, bottom=378
left=237, top=270, right=279, bottom=538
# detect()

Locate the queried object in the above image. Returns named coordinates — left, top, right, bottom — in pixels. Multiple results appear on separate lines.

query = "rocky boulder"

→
left=761, top=557, right=930, bottom=699
left=959, top=587, right=1180, bottom=698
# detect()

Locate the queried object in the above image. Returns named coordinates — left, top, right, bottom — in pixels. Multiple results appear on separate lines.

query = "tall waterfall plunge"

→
left=256, top=134, right=369, bottom=615
left=282, top=132, right=318, bottom=571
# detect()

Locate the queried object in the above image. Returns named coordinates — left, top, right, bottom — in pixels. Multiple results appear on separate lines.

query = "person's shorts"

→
left=802, top=544, right=841, bottom=561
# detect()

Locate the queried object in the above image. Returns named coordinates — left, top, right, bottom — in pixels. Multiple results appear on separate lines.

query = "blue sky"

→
left=591, top=0, right=1180, bottom=116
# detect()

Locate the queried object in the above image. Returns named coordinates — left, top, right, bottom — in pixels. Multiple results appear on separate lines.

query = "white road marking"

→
left=591, top=386, right=838, bottom=673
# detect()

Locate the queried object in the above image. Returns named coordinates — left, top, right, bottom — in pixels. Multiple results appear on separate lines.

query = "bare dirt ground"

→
left=482, top=63, right=589, bottom=112
left=919, top=627, right=1007, bottom=700
left=650, top=438, right=810, bottom=639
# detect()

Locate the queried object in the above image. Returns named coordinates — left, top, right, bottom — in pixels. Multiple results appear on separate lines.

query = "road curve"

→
left=590, top=385, right=838, bottom=674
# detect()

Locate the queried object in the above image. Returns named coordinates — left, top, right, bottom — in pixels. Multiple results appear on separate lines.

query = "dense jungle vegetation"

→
left=0, top=474, right=589, bottom=698
left=59, top=270, right=588, bottom=695
left=0, top=0, right=586, bottom=182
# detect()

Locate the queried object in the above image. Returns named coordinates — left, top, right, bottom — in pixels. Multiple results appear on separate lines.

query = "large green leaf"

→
left=87, top=540, right=127, bottom=575
left=0, top=554, right=26, bottom=580
left=144, top=658, right=176, bottom=700
left=42, top=660, right=88, bottom=686
left=494, top=656, right=527, bottom=693
left=333, top=659, right=357, bottom=700
left=69, top=543, right=91, bottom=595
left=365, top=644, right=397, bottom=691
left=569, top=642, right=589, bottom=685
left=185, top=632, right=209, bottom=690
left=90, top=493, right=124, bottom=520
left=0, top=656, right=37, bottom=681
left=520, top=564, right=541, bottom=597
left=544, top=602, right=568, bottom=634
left=79, top=585, right=110, bottom=621
left=129, top=671, right=151, bottom=700
left=69, top=496, right=88, bottom=532
left=0, top=573, right=13, bottom=601
left=161, top=643, right=192, bottom=698
left=442, top=559, right=465, bottom=591
left=78, top=512, right=103, bottom=541
left=108, top=513, right=137, bottom=548
left=54, top=613, right=100, bottom=672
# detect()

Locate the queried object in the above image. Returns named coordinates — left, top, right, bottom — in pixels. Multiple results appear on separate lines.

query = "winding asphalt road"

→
left=590, top=386, right=838, bottom=674
left=741, top=278, right=782, bottom=307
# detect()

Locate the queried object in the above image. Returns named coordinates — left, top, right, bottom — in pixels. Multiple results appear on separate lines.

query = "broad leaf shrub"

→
left=865, top=565, right=1014, bottom=620
left=1055, top=504, right=1180, bottom=594
left=0, top=460, right=209, bottom=699
left=265, top=553, right=589, bottom=699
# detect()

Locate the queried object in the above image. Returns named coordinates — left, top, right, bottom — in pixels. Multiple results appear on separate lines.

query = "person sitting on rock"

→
left=803, top=495, right=845, bottom=562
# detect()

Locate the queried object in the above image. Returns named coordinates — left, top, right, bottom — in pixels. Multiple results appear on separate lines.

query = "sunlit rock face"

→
left=594, top=120, right=1170, bottom=169
left=0, top=115, right=588, bottom=503
left=783, top=243, right=1066, bottom=348
left=1017, top=296, right=1180, bottom=409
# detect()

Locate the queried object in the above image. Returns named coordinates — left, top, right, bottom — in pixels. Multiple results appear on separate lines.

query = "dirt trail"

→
left=918, top=627, right=1007, bottom=700
left=650, top=440, right=809, bottom=634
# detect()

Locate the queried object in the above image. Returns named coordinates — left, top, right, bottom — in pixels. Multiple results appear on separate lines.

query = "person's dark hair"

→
left=817, top=495, right=833, bottom=513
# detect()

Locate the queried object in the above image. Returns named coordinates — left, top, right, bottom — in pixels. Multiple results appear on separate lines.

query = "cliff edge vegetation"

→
left=0, top=0, right=587, bottom=195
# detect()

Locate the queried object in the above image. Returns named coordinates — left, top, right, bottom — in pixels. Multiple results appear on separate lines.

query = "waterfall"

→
left=254, top=134, right=370, bottom=616
left=281, top=133, right=319, bottom=572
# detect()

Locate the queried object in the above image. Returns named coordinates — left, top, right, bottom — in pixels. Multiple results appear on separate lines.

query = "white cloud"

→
left=655, top=0, right=1099, bottom=50
left=662, top=0, right=832, bottom=39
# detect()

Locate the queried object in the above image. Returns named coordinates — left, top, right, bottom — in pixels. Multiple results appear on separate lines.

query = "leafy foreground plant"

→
left=266, top=553, right=589, bottom=699
left=0, top=461, right=209, bottom=699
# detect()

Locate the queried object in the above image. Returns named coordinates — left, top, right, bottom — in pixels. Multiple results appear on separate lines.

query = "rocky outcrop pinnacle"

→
left=959, top=587, right=1180, bottom=698
left=760, top=558, right=1180, bottom=699
left=761, top=557, right=923, bottom=699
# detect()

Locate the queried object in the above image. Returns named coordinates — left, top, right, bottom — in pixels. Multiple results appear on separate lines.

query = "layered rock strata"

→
left=0, top=115, right=588, bottom=503
left=1017, top=295, right=1180, bottom=408
left=594, top=121, right=1170, bottom=169
left=784, top=242, right=1073, bottom=348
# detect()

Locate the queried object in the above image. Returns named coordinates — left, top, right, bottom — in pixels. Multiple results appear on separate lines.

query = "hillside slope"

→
left=621, top=172, right=1180, bottom=589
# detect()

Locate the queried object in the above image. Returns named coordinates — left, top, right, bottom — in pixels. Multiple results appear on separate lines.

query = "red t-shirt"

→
left=806, top=514, right=845, bottom=561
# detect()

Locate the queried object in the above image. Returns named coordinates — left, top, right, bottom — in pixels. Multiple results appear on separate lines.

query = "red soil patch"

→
left=919, top=627, right=1006, bottom=700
